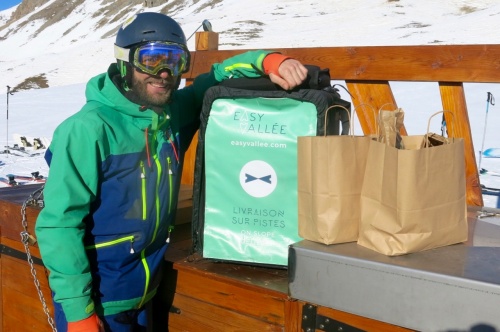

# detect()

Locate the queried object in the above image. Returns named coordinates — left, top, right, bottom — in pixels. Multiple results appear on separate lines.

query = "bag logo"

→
left=239, top=160, right=277, bottom=198
left=245, top=174, right=272, bottom=184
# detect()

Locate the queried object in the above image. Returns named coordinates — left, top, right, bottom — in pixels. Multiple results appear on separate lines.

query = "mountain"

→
left=2, top=0, right=500, bottom=92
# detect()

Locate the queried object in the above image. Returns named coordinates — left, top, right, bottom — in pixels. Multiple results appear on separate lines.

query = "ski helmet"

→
left=114, top=13, right=191, bottom=87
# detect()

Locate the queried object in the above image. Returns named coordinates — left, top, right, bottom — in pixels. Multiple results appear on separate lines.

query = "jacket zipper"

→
left=137, top=151, right=162, bottom=308
left=166, top=156, right=174, bottom=243
left=85, top=235, right=136, bottom=254
left=138, top=250, right=150, bottom=308
left=140, top=161, right=147, bottom=220
left=137, top=120, right=175, bottom=308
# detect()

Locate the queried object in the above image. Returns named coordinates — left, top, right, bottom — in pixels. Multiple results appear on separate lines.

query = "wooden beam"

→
left=346, top=80, right=408, bottom=136
left=439, top=82, right=483, bottom=206
left=184, top=45, right=500, bottom=83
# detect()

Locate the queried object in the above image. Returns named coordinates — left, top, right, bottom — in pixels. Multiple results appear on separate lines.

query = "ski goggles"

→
left=114, top=42, right=189, bottom=76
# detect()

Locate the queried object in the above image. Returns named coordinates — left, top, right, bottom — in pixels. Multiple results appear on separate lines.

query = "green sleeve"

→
left=173, top=50, right=274, bottom=132
left=35, top=114, right=101, bottom=322
left=212, top=50, right=273, bottom=81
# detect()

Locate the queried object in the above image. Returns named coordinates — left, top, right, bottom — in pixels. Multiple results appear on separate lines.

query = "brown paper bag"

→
left=358, top=111, right=468, bottom=256
left=378, top=107, right=405, bottom=149
left=298, top=105, right=372, bottom=244
left=422, top=132, right=449, bottom=147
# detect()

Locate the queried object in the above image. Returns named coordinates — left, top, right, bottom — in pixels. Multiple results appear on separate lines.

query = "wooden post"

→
left=194, top=31, right=219, bottom=51
left=181, top=32, right=220, bottom=185
left=439, top=82, right=484, bottom=206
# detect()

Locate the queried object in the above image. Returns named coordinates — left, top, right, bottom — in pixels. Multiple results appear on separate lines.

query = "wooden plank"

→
left=194, top=31, right=219, bottom=51
left=169, top=293, right=283, bottom=332
left=0, top=236, right=48, bottom=332
left=175, top=258, right=289, bottom=294
left=306, top=301, right=416, bottom=331
left=173, top=259, right=289, bottom=325
left=1, top=236, right=41, bottom=259
left=0, top=230, right=3, bottom=332
left=283, top=298, right=301, bottom=332
left=0, top=187, right=41, bottom=244
left=439, top=82, right=483, bottom=206
left=180, top=135, right=198, bottom=185
left=2, top=286, right=52, bottom=332
left=1, top=255, right=53, bottom=332
left=184, top=45, right=500, bottom=83
left=0, top=184, right=44, bottom=206
left=1, top=254, right=51, bottom=301
left=174, top=184, right=194, bottom=224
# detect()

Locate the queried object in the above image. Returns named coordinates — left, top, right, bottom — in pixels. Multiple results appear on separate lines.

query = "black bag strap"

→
left=220, top=64, right=332, bottom=91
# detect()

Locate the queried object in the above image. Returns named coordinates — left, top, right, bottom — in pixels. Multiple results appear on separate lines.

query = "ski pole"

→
left=479, top=92, right=495, bottom=171
left=186, top=19, right=212, bottom=41
left=6, top=86, right=14, bottom=153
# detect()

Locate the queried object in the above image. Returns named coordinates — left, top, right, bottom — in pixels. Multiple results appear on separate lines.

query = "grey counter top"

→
left=289, top=208, right=500, bottom=331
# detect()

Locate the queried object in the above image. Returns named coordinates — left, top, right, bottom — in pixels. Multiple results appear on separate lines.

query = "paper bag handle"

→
left=378, top=102, right=397, bottom=112
left=324, top=103, right=379, bottom=137
left=424, top=110, right=455, bottom=147
left=324, top=104, right=352, bottom=137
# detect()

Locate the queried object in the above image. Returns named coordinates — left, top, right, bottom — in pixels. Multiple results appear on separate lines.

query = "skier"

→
left=35, top=12, right=307, bottom=332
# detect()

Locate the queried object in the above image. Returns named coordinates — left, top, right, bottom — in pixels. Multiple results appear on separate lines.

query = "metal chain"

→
left=20, top=185, right=58, bottom=332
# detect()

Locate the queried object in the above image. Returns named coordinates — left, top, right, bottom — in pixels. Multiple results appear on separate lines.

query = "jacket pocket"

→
left=85, top=234, right=137, bottom=254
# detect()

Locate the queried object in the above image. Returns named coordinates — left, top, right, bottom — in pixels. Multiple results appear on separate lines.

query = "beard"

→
left=131, top=75, right=174, bottom=107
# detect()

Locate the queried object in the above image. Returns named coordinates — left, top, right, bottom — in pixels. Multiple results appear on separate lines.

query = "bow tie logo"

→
left=245, top=173, right=272, bottom=184
left=240, top=160, right=277, bottom=198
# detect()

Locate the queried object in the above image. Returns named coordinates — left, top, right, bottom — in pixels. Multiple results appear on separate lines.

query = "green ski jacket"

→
left=35, top=50, right=272, bottom=322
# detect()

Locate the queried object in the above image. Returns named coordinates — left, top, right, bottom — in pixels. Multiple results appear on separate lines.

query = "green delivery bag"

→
left=192, top=77, right=350, bottom=267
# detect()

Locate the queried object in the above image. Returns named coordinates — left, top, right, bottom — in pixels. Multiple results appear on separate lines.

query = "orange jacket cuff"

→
left=263, top=53, right=291, bottom=76
left=67, top=313, right=99, bottom=332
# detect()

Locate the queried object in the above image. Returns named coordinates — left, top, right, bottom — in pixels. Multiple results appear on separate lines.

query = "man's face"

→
left=131, top=68, right=177, bottom=107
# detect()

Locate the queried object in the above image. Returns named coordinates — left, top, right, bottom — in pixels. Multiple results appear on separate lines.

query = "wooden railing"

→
left=182, top=32, right=500, bottom=207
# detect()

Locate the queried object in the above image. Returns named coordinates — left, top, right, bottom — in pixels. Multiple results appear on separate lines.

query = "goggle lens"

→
left=133, top=43, right=188, bottom=76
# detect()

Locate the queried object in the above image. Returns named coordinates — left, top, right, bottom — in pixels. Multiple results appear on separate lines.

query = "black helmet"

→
left=114, top=13, right=191, bottom=89
left=116, top=12, right=188, bottom=50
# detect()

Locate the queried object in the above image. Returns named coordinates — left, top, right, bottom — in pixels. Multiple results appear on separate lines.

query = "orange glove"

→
left=67, top=313, right=104, bottom=332
left=263, top=53, right=291, bottom=76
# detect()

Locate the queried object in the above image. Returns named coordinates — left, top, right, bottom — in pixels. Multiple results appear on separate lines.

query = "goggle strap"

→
left=114, top=45, right=130, bottom=62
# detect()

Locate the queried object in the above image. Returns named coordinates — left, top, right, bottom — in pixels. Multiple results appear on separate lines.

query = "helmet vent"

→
left=142, top=30, right=156, bottom=35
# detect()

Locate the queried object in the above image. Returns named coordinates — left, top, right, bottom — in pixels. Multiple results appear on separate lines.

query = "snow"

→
left=0, top=0, right=499, bottom=207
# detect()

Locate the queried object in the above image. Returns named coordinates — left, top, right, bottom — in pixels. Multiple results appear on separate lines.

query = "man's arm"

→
left=211, top=50, right=308, bottom=90
left=35, top=117, right=100, bottom=324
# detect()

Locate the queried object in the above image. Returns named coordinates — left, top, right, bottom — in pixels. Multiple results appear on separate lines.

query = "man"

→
left=35, top=12, right=307, bottom=332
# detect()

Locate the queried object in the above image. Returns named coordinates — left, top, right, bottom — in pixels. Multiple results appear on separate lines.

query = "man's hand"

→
left=269, top=59, right=308, bottom=90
